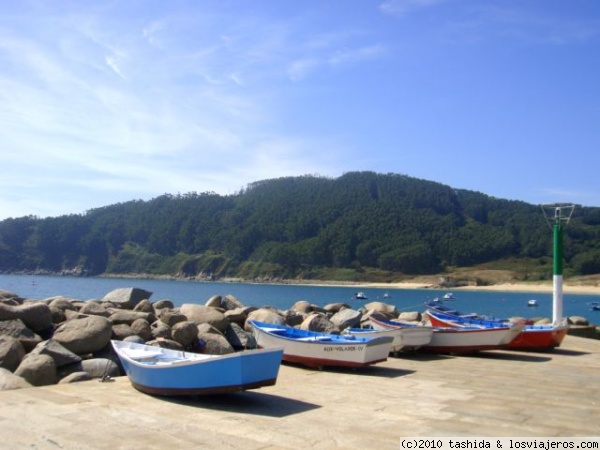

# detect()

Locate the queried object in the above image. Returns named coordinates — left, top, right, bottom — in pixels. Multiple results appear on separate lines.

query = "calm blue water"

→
left=1, top=274, right=598, bottom=323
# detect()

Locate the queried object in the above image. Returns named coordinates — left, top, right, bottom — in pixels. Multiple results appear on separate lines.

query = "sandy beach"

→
left=356, top=281, right=600, bottom=295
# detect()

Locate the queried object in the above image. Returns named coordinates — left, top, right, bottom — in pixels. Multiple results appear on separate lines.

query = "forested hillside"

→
left=1, top=172, right=600, bottom=282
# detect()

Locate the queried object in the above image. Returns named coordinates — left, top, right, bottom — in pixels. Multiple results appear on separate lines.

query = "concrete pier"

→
left=1, top=335, right=598, bottom=449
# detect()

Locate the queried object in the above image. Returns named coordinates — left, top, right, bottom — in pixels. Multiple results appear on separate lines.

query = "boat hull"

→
left=425, top=309, right=569, bottom=351
left=111, top=340, right=283, bottom=396
left=344, top=328, right=405, bottom=352
left=249, top=321, right=393, bottom=369
left=423, top=325, right=523, bottom=354
left=369, top=317, right=433, bottom=351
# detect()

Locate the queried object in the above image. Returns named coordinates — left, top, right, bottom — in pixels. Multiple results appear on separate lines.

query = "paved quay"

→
left=1, top=335, right=598, bottom=450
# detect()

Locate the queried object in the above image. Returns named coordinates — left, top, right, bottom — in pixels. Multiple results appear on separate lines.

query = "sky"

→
left=1, top=0, right=599, bottom=220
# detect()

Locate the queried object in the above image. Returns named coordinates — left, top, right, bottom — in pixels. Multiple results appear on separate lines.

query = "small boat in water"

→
left=589, top=302, right=600, bottom=311
left=443, top=293, right=456, bottom=300
left=249, top=320, right=393, bottom=369
left=353, top=292, right=368, bottom=300
left=111, top=340, right=283, bottom=396
left=527, top=299, right=539, bottom=307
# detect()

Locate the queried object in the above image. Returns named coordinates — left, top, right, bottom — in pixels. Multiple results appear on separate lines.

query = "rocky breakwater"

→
left=2, top=288, right=598, bottom=390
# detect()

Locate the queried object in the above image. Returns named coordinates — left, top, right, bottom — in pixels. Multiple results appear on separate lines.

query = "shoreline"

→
left=5, top=271, right=600, bottom=296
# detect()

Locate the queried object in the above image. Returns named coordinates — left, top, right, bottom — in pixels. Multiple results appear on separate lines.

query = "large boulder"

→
left=59, top=371, right=92, bottom=384
left=245, top=308, right=285, bottom=331
left=171, top=321, right=199, bottom=347
left=158, top=311, right=187, bottom=327
left=28, top=339, right=82, bottom=368
left=109, top=310, right=156, bottom=325
left=0, top=367, right=33, bottom=391
left=130, top=319, right=153, bottom=341
left=58, top=358, right=120, bottom=380
left=14, top=354, right=57, bottom=386
left=364, top=302, right=397, bottom=315
left=330, top=308, right=362, bottom=330
left=0, top=335, right=26, bottom=372
left=79, top=301, right=111, bottom=317
left=197, top=325, right=234, bottom=355
left=133, top=299, right=155, bottom=313
left=101, top=288, right=152, bottom=310
left=153, top=300, right=174, bottom=310
left=222, top=294, right=244, bottom=311
left=180, top=304, right=229, bottom=332
left=299, top=313, right=338, bottom=333
left=47, top=297, right=79, bottom=312
left=205, top=295, right=222, bottom=308
left=0, top=319, right=43, bottom=352
left=224, top=323, right=257, bottom=350
left=52, top=316, right=113, bottom=355
left=0, top=301, right=53, bottom=333
left=398, top=311, right=422, bottom=322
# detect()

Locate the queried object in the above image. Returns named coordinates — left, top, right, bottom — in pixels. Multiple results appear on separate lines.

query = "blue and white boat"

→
left=248, top=320, right=393, bottom=369
left=111, top=340, right=283, bottom=396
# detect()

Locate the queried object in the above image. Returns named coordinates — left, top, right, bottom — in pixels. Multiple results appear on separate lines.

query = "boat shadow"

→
left=282, top=362, right=415, bottom=378
left=463, top=351, right=553, bottom=363
left=162, top=391, right=321, bottom=418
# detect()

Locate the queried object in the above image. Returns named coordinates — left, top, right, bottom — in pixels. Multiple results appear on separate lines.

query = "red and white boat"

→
left=425, top=305, right=569, bottom=351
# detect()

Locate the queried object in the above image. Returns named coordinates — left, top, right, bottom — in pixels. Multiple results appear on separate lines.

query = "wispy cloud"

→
left=379, top=0, right=447, bottom=18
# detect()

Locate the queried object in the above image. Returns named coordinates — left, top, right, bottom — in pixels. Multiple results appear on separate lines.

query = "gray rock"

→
left=197, top=330, right=234, bottom=355
left=133, top=299, right=155, bottom=313
left=171, top=321, right=199, bottom=347
left=0, top=335, right=26, bottom=372
left=151, top=321, right=171, bottom=339
left=123, top=335, right=145, bottom=344
left=59, top=371, right=92, bottom=384
left=79, top=301, right=111, bottom=317
left=398, top=311, right=422, bottom=322
left=222, top=294, right=244, bottom=310
left=0, top=367, right=33, bottom=391
left=109, top=310, right=156, bottom=325
left=28, top=339, right=82, bottom=368
left=145, top=339, right=183, bottom=351
left=14, top=354, right=57, bottom=386
left=224, top=323, right=257, bottom=350
left=52, top=315, right=113, bottom=355
left=130, top=318, right=153, bottom=341
left=364, top=301, right=397, bottom=315
left=180, top=304, right=229, bottom=332
left=568, top=316, right=589, bottom=326
left=0, top=319, right=43, bottom=352
left=153, top=299, right=174, bottom=310
left=101, top=287, right=152, bottom=309
left=330, top=308, right=362, bottom=330
left=47, top=297, right=79, bottom=312
left=0, top=301, right=53, bottom=332
left=245, top=308, right=285, bottom=331
left=299, top=313, right=339, bottom=333
left=158, top=311, right=187, bottom=327
left=291, top=300, right=313, bottom=314
left=324, top=303, right=351, bottom=313
left=205, top=295, right=222, bottom=308
left=58, top=358, right=119, bottom=380
left=112, top=323, right=137, bottom=340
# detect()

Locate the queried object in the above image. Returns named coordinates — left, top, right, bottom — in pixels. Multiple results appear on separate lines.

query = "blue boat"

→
left=111, top=340, right=283, bottom=396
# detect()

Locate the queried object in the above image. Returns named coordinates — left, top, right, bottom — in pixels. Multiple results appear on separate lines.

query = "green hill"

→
left=1, top=172, right=599, bottom=283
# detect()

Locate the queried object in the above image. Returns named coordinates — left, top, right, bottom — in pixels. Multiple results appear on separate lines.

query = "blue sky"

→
left=1, top=0, right=599, bottom=220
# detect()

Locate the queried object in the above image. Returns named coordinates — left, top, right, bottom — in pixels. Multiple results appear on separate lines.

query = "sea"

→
left=1, top=273, right=599, bottom=324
